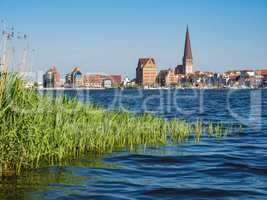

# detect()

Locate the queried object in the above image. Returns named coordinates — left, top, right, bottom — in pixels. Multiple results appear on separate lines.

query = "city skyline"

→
left=1, top=0, right=267, bottom=78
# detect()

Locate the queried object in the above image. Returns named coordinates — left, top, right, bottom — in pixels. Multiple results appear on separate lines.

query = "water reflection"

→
left=0, top=156, right=120, bottom=200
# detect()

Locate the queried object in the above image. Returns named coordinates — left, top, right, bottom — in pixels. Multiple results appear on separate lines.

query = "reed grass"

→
left=0, top=74, right=229, bottom=176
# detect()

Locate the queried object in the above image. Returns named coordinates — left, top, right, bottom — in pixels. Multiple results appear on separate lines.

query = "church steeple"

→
left=184, top=26, right=193, bottom=60
left=183, top=26, right=193, bottom=74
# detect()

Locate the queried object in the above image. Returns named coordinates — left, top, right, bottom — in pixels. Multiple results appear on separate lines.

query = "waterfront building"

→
left=249, top=76, right=262, bottom=88
left=256, top=69, right=267, bottom=77
left=83, top=74, right=122, bottom=88
left=175, top=65, right=185, bottom=75
left=123, top=76, right=131, bottom=87
left=103, top=79, right=112, bottom=88
left=176, top=74, right=187, bottom=87
left=71, top=67, right=83, bottom=87
left=256, top=69, right=267, bottom=87
left=157, top=70, right=168, bottom=86
left=65, top=73, right=72, bottom=87
left=245, top=70, right=255, bottom=77
left=136, top=58, right=157, bottom=87
left=126, top=78, right=137, bottom=87
left=224, top=71, right=240, bottom=87
left=239, top=70, right=254, bottom=87
left=240, top=70, right=255, bottom=79
left=83, top=74, right=103, bottom=88
left=194, top=71, right=215, bottom=87
left=108, top=75, right=122, bottom=87
left=157, top=68, right=178, bottom=87
left=256, top=69, right=267, bottom=81
left=224, top=70, right=241, bottom=78
left=204, top=71, right=216, bottom=87
left=43, top=66, right=61, bottom=88
left=210, top=73, right=221, bottom=87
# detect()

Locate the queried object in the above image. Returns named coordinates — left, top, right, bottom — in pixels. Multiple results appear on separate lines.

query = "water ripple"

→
left=2, top=89, right=267, bottom=200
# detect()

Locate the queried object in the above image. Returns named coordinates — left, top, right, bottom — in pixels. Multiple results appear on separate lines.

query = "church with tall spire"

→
left=183, top=26, right=193, bottom=74
left=175, top=26, right=194, bottom=75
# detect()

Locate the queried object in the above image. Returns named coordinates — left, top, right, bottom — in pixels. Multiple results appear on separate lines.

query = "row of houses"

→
left=176, top=69, right=267, bottom=88
left=222, top=69, right=267, bottom=88
left=134, top=27, right=267, bottom=89
left=43, top=66, right=122, bottom=88
left=135, top=59, right=267, bottom=89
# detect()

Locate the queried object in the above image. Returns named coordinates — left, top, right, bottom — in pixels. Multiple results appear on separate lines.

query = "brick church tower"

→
left=183, top=26, right=193, bottom=74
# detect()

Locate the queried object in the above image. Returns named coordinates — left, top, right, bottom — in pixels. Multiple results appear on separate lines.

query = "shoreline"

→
left=38, top=87, right=106, bottom=91
left=38, top=87, right=267, bottom=91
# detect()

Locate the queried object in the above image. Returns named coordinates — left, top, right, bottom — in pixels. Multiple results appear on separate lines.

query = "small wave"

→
left=142, top=187, right=264, bottom=199
left=220, top=162, right=267, bottom=175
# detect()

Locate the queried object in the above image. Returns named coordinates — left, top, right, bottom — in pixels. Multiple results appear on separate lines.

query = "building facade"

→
left=175, top=65, right=185, bottom=75
left=103, top=79, right=112, bottom=88
left=83, top=74, right=103, bottom=88
left=65, top=73, right=72, bottom=87
left=83, top=74, right=122, bottom=88
left=108, top=75, right=122, bottom=87
left=256, top=70, right=267, bottom=87
left=136, top=58, right=157, bottom=87
left=157, top=69, right=178, bottom=87
left=43, top=66, right=61, bottom=88
left=71, top=67, right=83, bottom=87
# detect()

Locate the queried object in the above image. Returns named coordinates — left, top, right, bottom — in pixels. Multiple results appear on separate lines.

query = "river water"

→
left=1, top=89, right=267, bottom=199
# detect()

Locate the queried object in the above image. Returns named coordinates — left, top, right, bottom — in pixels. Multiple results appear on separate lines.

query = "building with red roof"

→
left=136, top=58, right=157, bottom=87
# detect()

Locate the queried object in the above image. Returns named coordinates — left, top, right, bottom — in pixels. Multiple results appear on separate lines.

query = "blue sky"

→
left=1, top=0, right=267, bottom=78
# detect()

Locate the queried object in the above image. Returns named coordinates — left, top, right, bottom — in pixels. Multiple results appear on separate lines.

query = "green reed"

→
left=0, top=74, right=230, bottom=176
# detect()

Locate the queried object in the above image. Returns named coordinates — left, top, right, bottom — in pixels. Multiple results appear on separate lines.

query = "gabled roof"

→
left=47, top=65, right=59, bottom=74
left=72, top=67, right=81, bottom=73
left=137, top=58, right=156, bottom=69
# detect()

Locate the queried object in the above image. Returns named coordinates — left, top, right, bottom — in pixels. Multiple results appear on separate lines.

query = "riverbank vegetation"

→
left=0, top=74, right=231, bottom=177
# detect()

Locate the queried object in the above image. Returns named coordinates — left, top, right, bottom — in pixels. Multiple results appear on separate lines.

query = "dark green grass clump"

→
left=0, top=74, right=229, bottom=176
